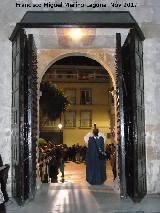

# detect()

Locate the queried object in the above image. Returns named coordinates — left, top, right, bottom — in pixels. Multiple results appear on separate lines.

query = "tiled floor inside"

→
left=2, top=161, right=160, bottom=213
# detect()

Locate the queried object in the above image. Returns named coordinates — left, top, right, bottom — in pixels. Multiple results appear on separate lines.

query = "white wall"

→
left=0, top=0, right=160, bottom=193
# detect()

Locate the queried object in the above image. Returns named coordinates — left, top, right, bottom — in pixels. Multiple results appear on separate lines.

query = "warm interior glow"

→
left=57, top=28, right=96, bottom=46
left=67, top=28, right=83, bottom=41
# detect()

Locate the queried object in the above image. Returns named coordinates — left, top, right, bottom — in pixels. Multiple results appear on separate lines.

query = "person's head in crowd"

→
left=93, top=128, right=99, bottom=136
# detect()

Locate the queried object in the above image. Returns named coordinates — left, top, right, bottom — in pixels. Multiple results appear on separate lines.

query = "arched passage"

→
left=39, top=54, right=116, bottom=184
left=37, top=50, right=118, bottom=148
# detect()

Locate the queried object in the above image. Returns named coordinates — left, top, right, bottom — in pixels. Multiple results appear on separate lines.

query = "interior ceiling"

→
left=26, top=28, right=129, bottom=50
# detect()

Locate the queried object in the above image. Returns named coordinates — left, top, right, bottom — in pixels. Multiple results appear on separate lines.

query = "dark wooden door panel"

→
left=11, top=29, right=27, bottom=202
left=11, top=31, right=37, bottom=204
left=121, top=29, right=146, bottom=202
left=27, top=34, right=38, bottom=199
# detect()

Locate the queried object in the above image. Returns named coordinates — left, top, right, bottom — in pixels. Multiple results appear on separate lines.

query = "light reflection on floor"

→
left=6, top=161, right=160, bottom=213
left=5, top=161, right=118, bottom=213
left=56, top=160, right=114, bottom=186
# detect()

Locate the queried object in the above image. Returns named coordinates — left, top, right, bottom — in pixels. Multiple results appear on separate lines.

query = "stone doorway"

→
left=10, top=11, right=146, bottom=204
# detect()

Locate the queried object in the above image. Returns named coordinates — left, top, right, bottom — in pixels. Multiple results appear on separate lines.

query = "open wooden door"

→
left=116, top=29, right=146, bottom=202
left=27, top=34, right=38, bottom=200
left=11, top=30, right=37, bottom=204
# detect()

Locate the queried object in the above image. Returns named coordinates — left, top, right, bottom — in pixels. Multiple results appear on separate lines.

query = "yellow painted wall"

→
left=41, top=81, right=114, bottom=146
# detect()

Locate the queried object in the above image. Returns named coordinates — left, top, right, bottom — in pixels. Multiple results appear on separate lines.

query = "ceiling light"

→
left=67, top=28, right=83, bottom=41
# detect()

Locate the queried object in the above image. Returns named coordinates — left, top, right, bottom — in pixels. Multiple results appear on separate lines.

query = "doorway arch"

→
left=37, top=51, right=118, bottom=153
left=38, top=50, right=116, bottom=88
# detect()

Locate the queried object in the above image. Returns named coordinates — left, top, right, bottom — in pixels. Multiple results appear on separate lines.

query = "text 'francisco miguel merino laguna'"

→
left=16, top=2, right=137, bottom=8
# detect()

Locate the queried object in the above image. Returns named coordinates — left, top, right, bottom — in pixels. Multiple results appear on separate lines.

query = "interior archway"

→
left=38, top=55, right=117, bottom=186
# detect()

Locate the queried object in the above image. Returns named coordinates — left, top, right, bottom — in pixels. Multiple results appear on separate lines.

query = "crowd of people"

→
left=38, top=141, right=117, bottom=183
left=38, top=142, right=87, bottom=183
left=106, top=143, right=117, bottom=180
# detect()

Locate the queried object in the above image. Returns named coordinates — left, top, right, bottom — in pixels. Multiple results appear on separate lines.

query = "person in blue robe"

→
left=85, top=128, right=106, bottom=185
